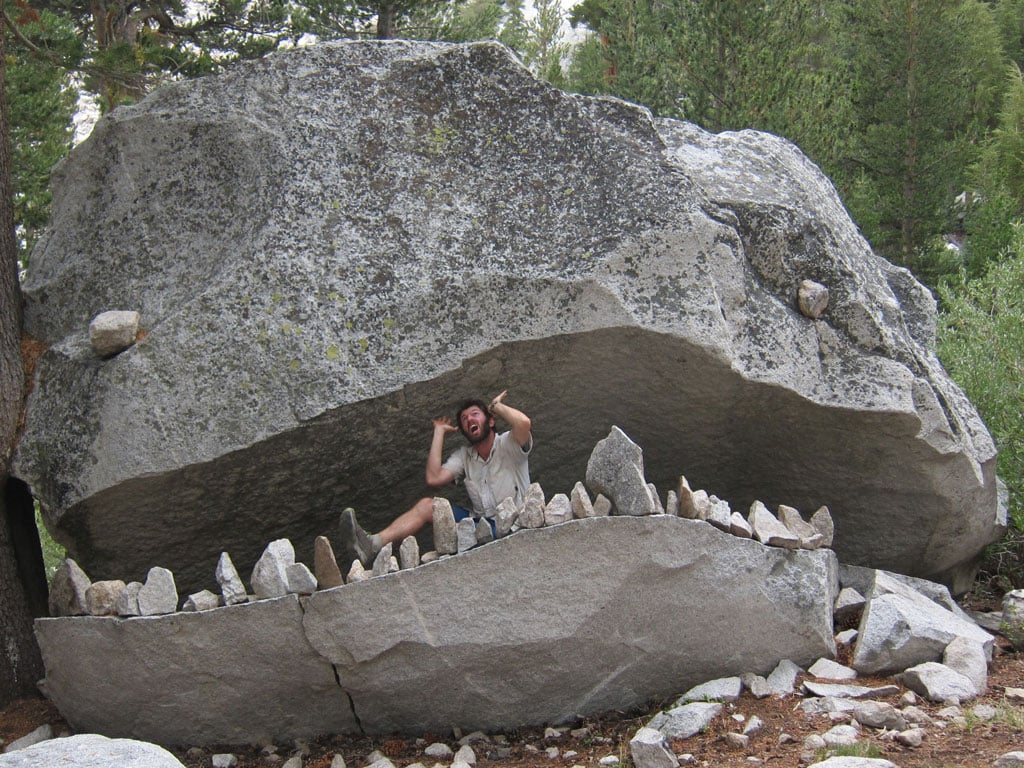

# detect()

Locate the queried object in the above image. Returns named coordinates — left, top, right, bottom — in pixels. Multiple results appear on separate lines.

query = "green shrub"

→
left=34, top=501, right=65, bottom=584
left=938, top=232, right=1024, bottom=587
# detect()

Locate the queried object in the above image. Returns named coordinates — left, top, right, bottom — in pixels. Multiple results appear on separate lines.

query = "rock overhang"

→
left=13, top=39, right=1002, bottom=595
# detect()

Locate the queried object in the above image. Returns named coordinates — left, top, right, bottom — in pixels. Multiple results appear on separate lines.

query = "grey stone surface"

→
left=810, top=507, right=834, bottom=548
left=728, top=512, right=752, bottom=538
left=544, top=493, right=572, bottom=526
left=182, top=589, right=220, bottom=611
left=629, top=728, right=679, bottom=768
left=802, top=681, right=899, bottom=699
left=475, top=518, right=494, bottom=545
left=741, top=672, right=771, bottom=699
left=286, top=562, right=317, bottom=594
left=996, top=752, right=1024, bottom=768
left=821, top=724, right=859, bottom=747
left=675, top=477, right=698, bottom=520
left=251, top=539, right=293, bottom=599
left=0, top=734, right=184, bottom=767
left=942, top=635, right=988, bottom=696
left=705, top=496, right=731, bottom=531
left=648, top=484, right=665, bottom=515
left=778, top=504, right=817, bottom=543
left=301, top=516, right=836, bottom=735
left=454, top=745, right=476, bottom=765
left=347, top=560, right=368, bottom=583
left=749, top=502, right=800, bottom=549
left=849, top=700, right=906, bottom=730
left=517, top=483, right=545, bottom=529
left=649, top=702, right=722, bottom=740
left=800, top=696, right=858, bottom=716
left=586, top=427, right=656, bottom=517
left=570, top=482, right=594, bottom=519
left=495, top=497, right=518, bottom=537
left=2, top=725, right=52, bottom=753
left=456, top=518, right=477, bottom=553
left=116, top=581, right=142, bottom=617
left=807, top=759, right=898, bottom=768
left=217, top=552, right=248, bottom=605
left=49, top=558, right=90, bottom=617
left=675, top=676, right=742, bottom=703
left=841, top=565, right=972, bottom=620
left=835, top=628, right=858, bottom=646
left=1002, top=589, right=1024, bottom=648
left=137, top=567, right=177, bottom=616
left=35, top=595, right=358, bottom=744
left=88, top=310, right=140, bottom=358
left=592, top=494, right=612, bottom=517
left=14, top=40, right=1000, bottom=596
left=371, top=543, right=393, bottom=577
left=424, top=743, right=453, bottom=758
left=851, top=590, right=993, bottom=676
left=398, top=536, right=420, bottom=570
left=901, top=661, right=978, bottom=702
left=807, top=658, right=856, bottom=681
left=766, top=658, right=801, bottom=695
left=664, top=490, right=678, bottom=516
left=432, top=498, right=457, bottom=555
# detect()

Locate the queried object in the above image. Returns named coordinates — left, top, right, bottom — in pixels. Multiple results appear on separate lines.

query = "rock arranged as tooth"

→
left=50, top=425, right=841, bottom=620
left=137, top=567, right=177, bottom=616
left=398, top=536, right=420, bottom=570
left=217, top=552, right=248, bottom=605
left=586, top=426, right=657, bottom=516
left=48, top=559, right=91, bottom=617
left=313, top=536, right=344, bottom=589
left=432, top=498, right=458, bottom=555
left=250, top=539, right=295, bottom=599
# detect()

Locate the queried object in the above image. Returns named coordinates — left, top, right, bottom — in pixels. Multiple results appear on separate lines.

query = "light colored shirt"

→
left=442, top=430, right=532, bottom=518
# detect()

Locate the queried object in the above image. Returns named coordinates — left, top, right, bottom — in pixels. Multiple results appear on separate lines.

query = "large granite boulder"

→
left=34, top=516, right=838, bottom=742
left=14, top=40, right=1001, bottom=595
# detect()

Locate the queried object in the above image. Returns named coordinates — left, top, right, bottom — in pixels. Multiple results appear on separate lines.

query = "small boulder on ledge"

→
left=88, top=310, right=140, bottom=358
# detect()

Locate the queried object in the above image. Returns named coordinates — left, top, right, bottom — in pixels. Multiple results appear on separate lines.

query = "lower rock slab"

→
left=34, top=595, right=357, bottom=744
left=36, top=516, right=838, bottom=743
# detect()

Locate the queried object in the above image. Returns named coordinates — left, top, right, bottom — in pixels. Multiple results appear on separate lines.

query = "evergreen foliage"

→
left=5, top=2, right=76, bottom=268
left=840, top=0, right=1004, bottom=272
left=939, top=237, right=1024, bottom=583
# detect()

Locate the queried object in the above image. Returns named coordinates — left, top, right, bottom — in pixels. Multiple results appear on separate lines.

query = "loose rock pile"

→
left=46, top=426, right=835, bottom=619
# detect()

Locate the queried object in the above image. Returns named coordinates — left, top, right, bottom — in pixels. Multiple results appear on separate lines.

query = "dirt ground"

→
left=3, top=611, right=1023, bottom=768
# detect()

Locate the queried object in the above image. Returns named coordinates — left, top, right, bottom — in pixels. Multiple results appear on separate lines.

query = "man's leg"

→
left=340, top=498, right=434, bottom=566
left=377, top=497, right=434, bottom=547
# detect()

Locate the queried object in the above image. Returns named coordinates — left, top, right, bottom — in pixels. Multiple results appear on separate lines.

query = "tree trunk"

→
left=376, top=0, right=397, bottom=38
left=0, top=26, right=46, bottom=709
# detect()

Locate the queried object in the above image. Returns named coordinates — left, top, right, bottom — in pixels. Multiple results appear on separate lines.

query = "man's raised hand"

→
left=433, top=416, right=458, bottom=434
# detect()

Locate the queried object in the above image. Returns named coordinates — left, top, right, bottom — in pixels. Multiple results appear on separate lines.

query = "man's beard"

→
left=463, top=420, right=492, bottom=445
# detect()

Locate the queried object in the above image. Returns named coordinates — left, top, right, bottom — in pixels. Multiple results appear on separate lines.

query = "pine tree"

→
left=6, top=4, right=77, bottom=267
left=839, top=0, right=1004, bottom=269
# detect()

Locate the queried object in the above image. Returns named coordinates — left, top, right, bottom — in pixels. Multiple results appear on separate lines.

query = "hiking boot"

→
left=339, top=507, right=378, bottom=566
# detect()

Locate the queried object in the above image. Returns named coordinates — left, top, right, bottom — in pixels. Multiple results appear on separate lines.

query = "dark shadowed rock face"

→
left=14, top=40, right=1001, bottom=595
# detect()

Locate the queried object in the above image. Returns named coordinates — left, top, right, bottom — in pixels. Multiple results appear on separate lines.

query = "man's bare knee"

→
left=415, top=497, right=434, bottom=523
